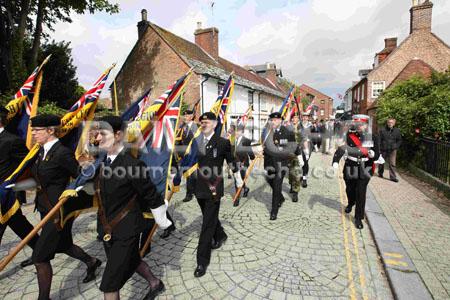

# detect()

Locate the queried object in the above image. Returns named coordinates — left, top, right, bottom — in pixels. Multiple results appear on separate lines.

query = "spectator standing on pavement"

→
left=378, top=118, right=402, bottom=182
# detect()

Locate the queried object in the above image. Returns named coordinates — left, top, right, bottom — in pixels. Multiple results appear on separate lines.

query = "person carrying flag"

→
left=94, top=116, right=171, bottom=299
left=263, top=112, right=301, bottom=220
left=231, top=124, right=255, bottom=206
left=192, top=112, right=243, bottom=278
left=300, top=112, right=312, bottom=188
left=29, top=114, right=101, bottom=300
left=178, top=109, right=198, bottom=203
left=332, top=114, right=379, bottom=229
left=286, top=113, right=303, bottom=202
left=0, top=106, right=39, bottom=268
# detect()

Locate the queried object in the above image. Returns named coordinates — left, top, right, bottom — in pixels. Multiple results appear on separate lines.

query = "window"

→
left=361, top=84, right=365, bottom=100
left=218, top=82, right=224, bottom=96
left=320, top=100, right=325, bottom=104
left=248, top=91, right=254, bottom=107
left=372, top=81, right=385, bottom=98
left=320, top=109, right=324, bottom=116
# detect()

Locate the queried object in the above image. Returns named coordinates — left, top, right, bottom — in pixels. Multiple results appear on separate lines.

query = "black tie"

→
left=105, top=157, right=112, bottom=166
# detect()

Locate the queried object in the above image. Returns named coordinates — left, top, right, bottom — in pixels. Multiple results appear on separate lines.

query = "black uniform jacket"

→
left=264, top=125, right=301, bottom=169
left=31, top=141, right=79, bottom=214
left=96, top=150, right=163, bottom=240
left=194, top=133, right=236, bottom=199
left=233, top=136, right=255, bottom=167
left=332, top=132, right=380, bottom=179
left=0, top=130, right=29, bottom=182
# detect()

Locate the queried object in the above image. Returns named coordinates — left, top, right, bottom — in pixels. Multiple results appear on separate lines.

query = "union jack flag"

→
left=68, top=69, right=111, bottom=113
left=151, top=98, right=180, bottom=150
left=121, top=88, right=152, bottom=121
left=14, top=67, right=39, bottom=115
left=237, top=105, right=253, bottom=128
left=212, top=75, right=234, bottom=136
left=279, top=87, right=295, bottom=119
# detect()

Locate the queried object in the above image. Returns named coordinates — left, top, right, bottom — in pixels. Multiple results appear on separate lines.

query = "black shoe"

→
left=83, top=259, right=102, bottom=283
left=20, top=258, right=33, bottom=268
left=243, top=188, right=249, bottom=198
left=390, top=178, right=399, bottom=183
left=160, top=224, right=176, bottom=239
left=302, top=179, right=307, bottom=188
left=292, top=193, right=298, bottom=202
left=233, top=199, right=240, bottom=207
left=270, top=212, right=277, bottom=221
left=211, top=235, right=228, bottom=249
left=182, top=194, right=193, bottom=202
left=143, top=280, right=165, bottom=300
left=344, top=205, right=352, bottom=214
left=228, top=174, right=232, bottom=179
left=378, top=174, right=383, bottom=178
left=355, top=219, right=363, bottom=229
left=194, top=265, right=207, bottom=277
left=289, top=186, right=294, bottom=194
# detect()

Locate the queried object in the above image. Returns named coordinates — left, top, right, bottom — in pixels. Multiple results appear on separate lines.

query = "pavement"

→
left=0, top=151, right=443, bottom=299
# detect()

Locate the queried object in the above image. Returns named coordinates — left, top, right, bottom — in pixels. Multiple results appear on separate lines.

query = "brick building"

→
left=298, top=84, right=333, bottom=120
left=350, top=0, right=450, bottom=128
left=112, top=9, right=287, bottom=141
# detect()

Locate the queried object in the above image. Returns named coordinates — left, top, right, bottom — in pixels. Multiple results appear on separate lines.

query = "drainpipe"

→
left=200, top=74, right=210, bottom=114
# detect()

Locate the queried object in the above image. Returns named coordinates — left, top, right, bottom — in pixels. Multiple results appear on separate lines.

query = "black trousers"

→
left=0, top=207, right=38, bottom=249
left=302, top=152, right=309, bottom=176
left=265, top=166, right=287, bottom=214
left=344, top=177, right=370, bottom=220
left=196, top=197, right=226, bottom=266
left=186, top=175, right=197, bottom=196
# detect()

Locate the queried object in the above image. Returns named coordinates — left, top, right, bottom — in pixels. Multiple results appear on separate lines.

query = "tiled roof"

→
left=150, top=23, right=284, bottom=97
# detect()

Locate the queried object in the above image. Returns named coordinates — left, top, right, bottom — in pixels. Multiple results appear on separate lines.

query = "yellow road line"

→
left=338, top=175, right=357, bottom=300
left=385, top=259, right=409, bottom=267
left=384, top=252, right=403, bottom=258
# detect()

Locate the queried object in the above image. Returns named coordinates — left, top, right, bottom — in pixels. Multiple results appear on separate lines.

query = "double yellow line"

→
left=338, top=174, right=369, bottom=300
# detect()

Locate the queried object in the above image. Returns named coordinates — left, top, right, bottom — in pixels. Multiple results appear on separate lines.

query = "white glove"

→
left=333, top=162, right=339, bottom=169
left=251, top=145, right=263, bottom=155
left=375, top=154, right=385, bottom=165
left=305, top=154, right=310, bottom=161
left=368, top=150, right=375, bottom=158
left=6, top=178, right=37, bottom=191
left=234, top=171, right=244, bottom=188
left=150, top=204, right=172, bottom=229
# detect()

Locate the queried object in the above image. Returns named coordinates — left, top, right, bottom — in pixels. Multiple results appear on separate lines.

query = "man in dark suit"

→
left=94, top=116, right=171, bottom=299
left=0, top=106, right=38, bottom=268
left=264, top=112, right=301, bottom=220
left=378, top=118, right=402, bottom=182
left=232, top=125, right=255, bottom=206
left=30, top=114, right=101, bottom=300
left=192, top=112, right=243, bottom=277
left=179, top=109, right=198, bottom=203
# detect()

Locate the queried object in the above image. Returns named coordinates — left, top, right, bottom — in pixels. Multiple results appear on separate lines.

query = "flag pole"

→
left=0, top=191, right=77, bottom=272
left=113, top=79, right=119, bottom=116
left=232, top=155, right=261, bottom=202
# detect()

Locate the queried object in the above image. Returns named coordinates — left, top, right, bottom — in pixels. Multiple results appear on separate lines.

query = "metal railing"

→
left=416, top=137, right=450, bottom=184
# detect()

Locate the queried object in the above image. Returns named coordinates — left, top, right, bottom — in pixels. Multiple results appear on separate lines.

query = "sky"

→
left=49, top=0, right=450, bottom=107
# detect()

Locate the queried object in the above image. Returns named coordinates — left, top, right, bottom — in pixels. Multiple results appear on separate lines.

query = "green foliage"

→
left=377, top=70, right=450, bottom=142
left=38, top=101, right=66, bottom=116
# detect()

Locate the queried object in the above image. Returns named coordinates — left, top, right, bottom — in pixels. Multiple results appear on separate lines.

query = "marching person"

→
left=232, top=125, right=255, bottom=206
left=179, top=109, right=198, bottom=202
left=192, top=112, right=243, bottom=277
left=94, top=116, right=171, bottom=300
left=287, top=114, right=303, bottom=202
left=299, top=113, right=312, bottom=188
left=332, top=114, right=379, bottom=229
left=30, top=114, right=101, bottom=300
left=263, top=112, right=301, bottom=220
left=0, top=106, right=38, bottom=268
left=378, top=118, right=402, bottom=182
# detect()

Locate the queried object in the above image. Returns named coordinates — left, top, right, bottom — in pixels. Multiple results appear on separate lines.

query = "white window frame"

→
left=372, top=81, right=385, bottom=98
left=361, top=84, right=365, bottom=100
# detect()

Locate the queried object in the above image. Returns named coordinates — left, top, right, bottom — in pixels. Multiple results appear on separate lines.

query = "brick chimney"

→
left=194, top=22, right=219, bottom=60
left=384, top=37, right=397, bottom=49
left=410, top=0, right=433, bottom=34
left=137, top=9, right=149, bottom=39
left=265, top=63, right=278, bottom=84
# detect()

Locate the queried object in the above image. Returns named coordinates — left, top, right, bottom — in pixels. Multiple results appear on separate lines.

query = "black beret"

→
left=0, top=106, right=9, bottom=115
left=99, top=115, right=125, bottom=132
left=30, top=114, right=60, bottom=127
left=269, top=112, right=282, bottom=119
left=183, top=109, right=194, bottom=115
left=199, top=112, right=216, bottom=121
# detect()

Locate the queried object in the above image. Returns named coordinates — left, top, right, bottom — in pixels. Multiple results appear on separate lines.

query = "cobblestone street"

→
left=0, top=153, right=394, bottom=299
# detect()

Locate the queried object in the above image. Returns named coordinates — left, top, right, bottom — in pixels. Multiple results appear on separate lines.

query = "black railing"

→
left=415, top=137, right=450, bottom=184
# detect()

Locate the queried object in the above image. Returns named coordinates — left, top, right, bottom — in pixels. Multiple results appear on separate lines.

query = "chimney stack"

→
left=194, top=25, right=219, bottom=60
left=137, top=9, right=150, bottom=39
left=410, top=0, right=433, bottom=34
left=265, top=63, right=278, bottom=84
left=384, top=37, right=398, bottom=49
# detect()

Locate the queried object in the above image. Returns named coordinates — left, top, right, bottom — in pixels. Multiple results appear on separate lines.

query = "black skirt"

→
left=100, top=234, right=141, bottom=292
left=32, top=216, right=74, bottom=263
